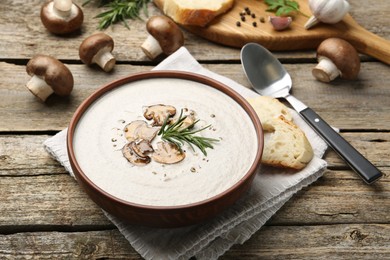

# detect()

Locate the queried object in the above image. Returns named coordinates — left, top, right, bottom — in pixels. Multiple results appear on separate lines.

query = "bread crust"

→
left=262, top=116, right=313, bottom=170
left=248, top=96, right=314, bottom=170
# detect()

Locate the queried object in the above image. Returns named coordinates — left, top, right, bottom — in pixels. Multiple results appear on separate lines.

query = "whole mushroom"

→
left=141, top=15, right=184, bottom=60
left=79, top=33, right=116, bottom=72
left=41, top=0, right=84, bottom=34
left=312, top=38, right=360, bottom=82
left=26, top=55, right=74, bottom=102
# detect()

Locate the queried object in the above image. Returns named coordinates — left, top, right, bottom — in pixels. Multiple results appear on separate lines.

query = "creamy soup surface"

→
left=73, top=78, right=259, bottom=206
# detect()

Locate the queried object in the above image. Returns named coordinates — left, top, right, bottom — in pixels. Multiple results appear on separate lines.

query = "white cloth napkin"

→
left=44, top=47, right=328, bottom=259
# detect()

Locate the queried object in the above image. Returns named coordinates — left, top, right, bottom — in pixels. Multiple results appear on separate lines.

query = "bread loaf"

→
left=163, top=0, right=234, bottom=27
left=247, top=96, right=313, bottom=170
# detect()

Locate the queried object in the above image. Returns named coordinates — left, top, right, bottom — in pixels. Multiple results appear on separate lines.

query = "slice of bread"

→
left=163, top=0, right=234, bottom=27
left=262, top=116, right=314, bottom=170
left=247, top=96, right=313, bottom=170
left=247, top=96, right=293, bottom=131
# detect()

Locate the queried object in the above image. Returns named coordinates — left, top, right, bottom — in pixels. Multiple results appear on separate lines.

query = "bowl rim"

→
left=67, top=70, right=263, bottom=212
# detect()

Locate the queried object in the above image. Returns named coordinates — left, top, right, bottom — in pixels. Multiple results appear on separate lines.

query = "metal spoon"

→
left=240, top=42, right=382, bottom=184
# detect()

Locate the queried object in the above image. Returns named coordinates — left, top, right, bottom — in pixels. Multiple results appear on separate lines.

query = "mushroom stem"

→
left=53, top=0, right=73, bottom=17
left=26, top=75, right=55, bottom=102
left=92, top=47, right=116, bottom=72
left=141, top=35, right=163, bottom=60
left=304, top=16, right=320, bottom=29
left=312, top=57, right=341, bottom=82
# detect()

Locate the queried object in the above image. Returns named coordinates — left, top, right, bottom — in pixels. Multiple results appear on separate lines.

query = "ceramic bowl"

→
left=67, top=71, right=263, bottom=228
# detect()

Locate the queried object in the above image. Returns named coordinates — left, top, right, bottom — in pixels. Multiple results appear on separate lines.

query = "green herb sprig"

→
left=83, top=0, right=150, bottom=30
left=158, top=110, right=220, bottom=156
left=264, top=0, right=309, bottom=17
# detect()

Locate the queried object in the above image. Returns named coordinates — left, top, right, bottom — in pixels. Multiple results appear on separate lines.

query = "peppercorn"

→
left=236, top=21, right=241, bottom=27
left=252, top=22, right=257, bottom=27
left=260, top=17, right=265, bottom=23
left=251, top=13, right=256, bottom=18
left=241, top=16, right=246, bottom=22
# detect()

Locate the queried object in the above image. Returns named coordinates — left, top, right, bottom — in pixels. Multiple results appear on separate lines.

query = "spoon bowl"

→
left=240, top=43, right=382, bottom=184
left=241, top=43, right=291, bottom=97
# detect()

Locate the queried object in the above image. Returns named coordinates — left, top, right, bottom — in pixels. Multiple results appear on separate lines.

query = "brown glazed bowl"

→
left=67, top=71, right=263, bottom=228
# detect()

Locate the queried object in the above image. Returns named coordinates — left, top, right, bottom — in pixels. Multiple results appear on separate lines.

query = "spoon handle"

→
left=299, top=108, right=383, bottom=184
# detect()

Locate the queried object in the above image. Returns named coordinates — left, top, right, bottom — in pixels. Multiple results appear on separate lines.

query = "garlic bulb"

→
left=304, top=0, right=350, bottom=30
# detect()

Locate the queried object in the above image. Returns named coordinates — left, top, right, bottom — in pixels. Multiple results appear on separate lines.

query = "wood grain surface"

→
left=0, top=0, right=389, bottom=259
left=154, top=0, right=390, bottom=64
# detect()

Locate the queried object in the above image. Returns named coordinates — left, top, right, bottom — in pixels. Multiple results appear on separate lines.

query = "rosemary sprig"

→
left=264, top=0, right=309, bottom=17
left=83, top=0, right=150, bottom=30
left=158, top=110, right=220, bottom=156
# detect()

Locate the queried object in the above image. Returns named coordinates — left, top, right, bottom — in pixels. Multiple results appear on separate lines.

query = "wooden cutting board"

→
left=154, top=0, right=390, bottom=64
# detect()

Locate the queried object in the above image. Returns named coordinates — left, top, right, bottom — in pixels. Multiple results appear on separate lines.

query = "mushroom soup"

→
left=73, top=77, right=258, bottom=206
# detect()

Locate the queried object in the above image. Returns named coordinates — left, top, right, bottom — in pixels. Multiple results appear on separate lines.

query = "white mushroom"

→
left=40, top=0, right=84, bottom=34
left=25, top=54, right=74, bottom=102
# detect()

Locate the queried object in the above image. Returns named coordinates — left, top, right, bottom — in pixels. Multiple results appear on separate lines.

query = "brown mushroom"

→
left=40, top=0, right=84, bottom=35
left=26, top=54, right=74, bottom=102
left=122, top=142, right=151, bottom=166
left=144, top=104, right=176, bottom=126
left=123, top=120, right=159, bottom=142
left=177, top=111, right=196, bottom=130
left=312, top=38, right=361, bottom=82
left=152, top=142, right=185, bottom=164
left=140, top=15, right=184, bottom=60
left=79, top=33, right=116, bottom=72
left=130, top=139, right=154, bottom=158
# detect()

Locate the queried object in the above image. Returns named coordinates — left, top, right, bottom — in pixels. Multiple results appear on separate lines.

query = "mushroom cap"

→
left=146, top=15, right=184, bottom=55
left=40, top=1, right=84, bottom=35
left=26, top=54, right=74, bottom=96
left=79, top=33, right=114, bottom=65
left=316, top=38, right=360, bottom=80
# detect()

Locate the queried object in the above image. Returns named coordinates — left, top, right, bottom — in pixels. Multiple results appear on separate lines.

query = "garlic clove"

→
left=269, top=16, right=292, bottom=31
left=305, top=0, right=350, bottom=30
left=304, top=16, right=320, bottom=30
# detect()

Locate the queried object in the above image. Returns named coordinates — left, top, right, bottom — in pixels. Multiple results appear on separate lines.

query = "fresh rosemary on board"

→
left=264, top=0, right=309, bottom=17
left=158, top=110, right=220, bottom=156
left=83, top=0, right=151, bottom=29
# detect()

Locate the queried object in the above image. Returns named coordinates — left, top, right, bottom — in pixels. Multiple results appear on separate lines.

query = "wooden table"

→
left=1, top=1, right=389, bottom=258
